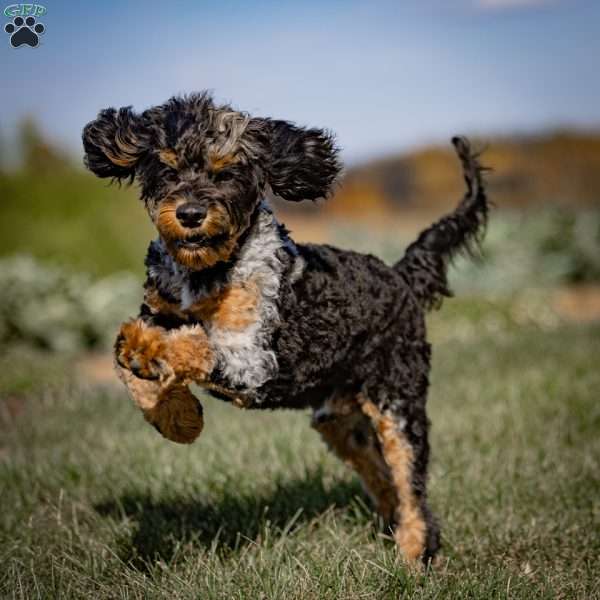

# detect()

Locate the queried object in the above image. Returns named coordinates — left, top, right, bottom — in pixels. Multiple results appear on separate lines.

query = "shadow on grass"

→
left=95, top=469, right=367, bottom=569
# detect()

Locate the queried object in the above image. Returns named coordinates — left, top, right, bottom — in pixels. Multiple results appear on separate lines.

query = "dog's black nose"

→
left=176, top=203, right=207, bottom=228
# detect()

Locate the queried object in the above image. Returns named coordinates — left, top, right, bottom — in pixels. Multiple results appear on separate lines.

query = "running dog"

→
left=82, top=92, right=488, bottom=565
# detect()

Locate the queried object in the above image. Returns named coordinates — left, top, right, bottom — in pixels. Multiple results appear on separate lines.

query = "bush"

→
left=0, top=255, right=139, bottom=353
left=451, top=208, right=600, bottom=293
left=331, top=208, right=600, bottom=294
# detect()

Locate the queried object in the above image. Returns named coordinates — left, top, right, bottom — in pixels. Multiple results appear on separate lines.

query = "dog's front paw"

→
left=115, top=320, right=174, bottom=382
left=147, top=384, right=205, bottom=444
left=115, top=365, right=204, bottom=444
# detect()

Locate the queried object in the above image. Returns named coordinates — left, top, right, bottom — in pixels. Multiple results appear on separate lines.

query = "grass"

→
left=3, top=132, right=599, bottom=597
left=1, top=317, right=599, bottom=599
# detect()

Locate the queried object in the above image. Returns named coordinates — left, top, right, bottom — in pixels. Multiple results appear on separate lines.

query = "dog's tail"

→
left=395, top=136, right=489, bottom=310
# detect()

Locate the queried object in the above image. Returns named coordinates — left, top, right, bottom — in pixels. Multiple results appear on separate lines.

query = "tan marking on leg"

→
left=116, top=320, right=214, bottom=385
left=360, top=397, right=426, bottom=563
left=163, top=324, right=215, bottom=384
left=116, top=364, right=204, bottom=444
left=312, top=395, right=397, bottom=524
left=115, top=321, right=214, bottom=444
left=115, top=362, right=163, bottom=412
left=149, top=383, right=204, bottom=444
left=200, top=381, right=251, bottom=407
left=116, top=319, right=168, bottom=380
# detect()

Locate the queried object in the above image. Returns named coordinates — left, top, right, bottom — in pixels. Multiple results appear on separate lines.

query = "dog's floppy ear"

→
left=82, top=107, right=147, bottom=181
left=261, top=119, right=341, bottom=202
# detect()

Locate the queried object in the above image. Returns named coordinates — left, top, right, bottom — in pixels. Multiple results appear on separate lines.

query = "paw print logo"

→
left=4, top=16, right=45, bottom=48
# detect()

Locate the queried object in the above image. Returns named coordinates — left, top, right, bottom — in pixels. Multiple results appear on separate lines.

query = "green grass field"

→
left=3, top=130, right=599, bottom=598
left=1, top=316, right=599, bottom=599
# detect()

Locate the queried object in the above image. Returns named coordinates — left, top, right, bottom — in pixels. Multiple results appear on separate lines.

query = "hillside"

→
left=315, top=131, right=600, bottom=217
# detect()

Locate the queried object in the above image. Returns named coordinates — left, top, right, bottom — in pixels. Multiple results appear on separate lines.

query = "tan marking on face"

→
left=158, top=148, right=179, bottom=168
left=360, top=397, right=426, bottom=563
left=201, top=202, right=231, bottom=237
left=155, top=197, right=188, bottom=240
left=209, top=152, right=239, bottom=172
left=174, top=239, right=238, bottom=270
left=155, top=198, right=240, bottom=270
left=187, top=281, right=260, bottom=331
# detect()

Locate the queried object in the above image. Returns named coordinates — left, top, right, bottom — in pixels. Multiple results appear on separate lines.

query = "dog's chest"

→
left=183, top=281, right=260, bottom=332
left=182, top=277, right=278, bottom=391
left=145, top=210, right=294, bottom=393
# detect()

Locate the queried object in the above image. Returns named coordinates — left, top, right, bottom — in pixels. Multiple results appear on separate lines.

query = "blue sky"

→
left=1, top=0, right=599, bottom=163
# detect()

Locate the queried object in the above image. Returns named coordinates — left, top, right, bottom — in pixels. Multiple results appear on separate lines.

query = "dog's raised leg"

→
left=115, top=319, right=215, bottom=385
left=115, top=365, right=204, bottom=444
left=114, top=319, right=215, bottom=443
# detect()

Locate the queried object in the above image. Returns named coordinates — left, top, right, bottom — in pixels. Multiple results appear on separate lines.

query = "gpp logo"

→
left=4, top=4, right=46, bottom=47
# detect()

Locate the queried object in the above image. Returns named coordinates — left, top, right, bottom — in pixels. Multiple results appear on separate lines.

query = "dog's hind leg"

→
left=311, top=392, right=398, bottom=529
left=359, top=394, right=440, bottom=566
left=312, top=390, right=439, bottom=565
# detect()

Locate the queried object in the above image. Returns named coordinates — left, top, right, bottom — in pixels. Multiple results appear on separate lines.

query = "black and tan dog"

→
left=82, top=92, right=488, bottom=565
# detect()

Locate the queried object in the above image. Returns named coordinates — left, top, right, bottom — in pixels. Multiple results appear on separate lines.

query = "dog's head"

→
left=82, top=93, right=341, bottom=270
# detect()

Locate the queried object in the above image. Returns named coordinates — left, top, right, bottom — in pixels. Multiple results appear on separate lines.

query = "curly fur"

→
left=82, top=92, right=489, bottom=566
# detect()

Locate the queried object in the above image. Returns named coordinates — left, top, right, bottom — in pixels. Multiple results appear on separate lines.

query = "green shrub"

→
left=0, top=255, right=139, bottom=352
left=451, top=208, right=600, bottom=293
left=331, top=208, right=600, bottom=293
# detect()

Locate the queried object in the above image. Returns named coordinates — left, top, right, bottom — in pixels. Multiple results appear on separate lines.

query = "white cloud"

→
left=477, top=0, right=557, bottom=9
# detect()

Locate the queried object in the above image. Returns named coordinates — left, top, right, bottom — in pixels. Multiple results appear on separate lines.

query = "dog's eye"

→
left=214, top=170, right=235, bottom=183
left=161, top=163, right=178, bottom=174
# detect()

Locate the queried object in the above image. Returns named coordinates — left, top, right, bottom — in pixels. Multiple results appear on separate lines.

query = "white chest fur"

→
left=147, top=209, right=298, bottom=392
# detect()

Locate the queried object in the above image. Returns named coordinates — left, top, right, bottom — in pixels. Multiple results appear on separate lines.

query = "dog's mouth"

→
left=176, top=232, right=229, bottom=250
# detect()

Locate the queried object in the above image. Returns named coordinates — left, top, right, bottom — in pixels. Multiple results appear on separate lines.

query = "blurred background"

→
left=0, top=0, right=597, bottom=367
left=1, top=0, right=599, bottom=363
left=1, top=3, right=600, bottom=596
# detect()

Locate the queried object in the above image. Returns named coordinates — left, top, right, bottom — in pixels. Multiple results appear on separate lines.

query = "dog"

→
left=82, top=92, right=488, bottom=565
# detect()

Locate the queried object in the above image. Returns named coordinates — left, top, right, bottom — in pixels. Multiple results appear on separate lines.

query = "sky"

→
left=1, top=0, right=599, bottom=164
